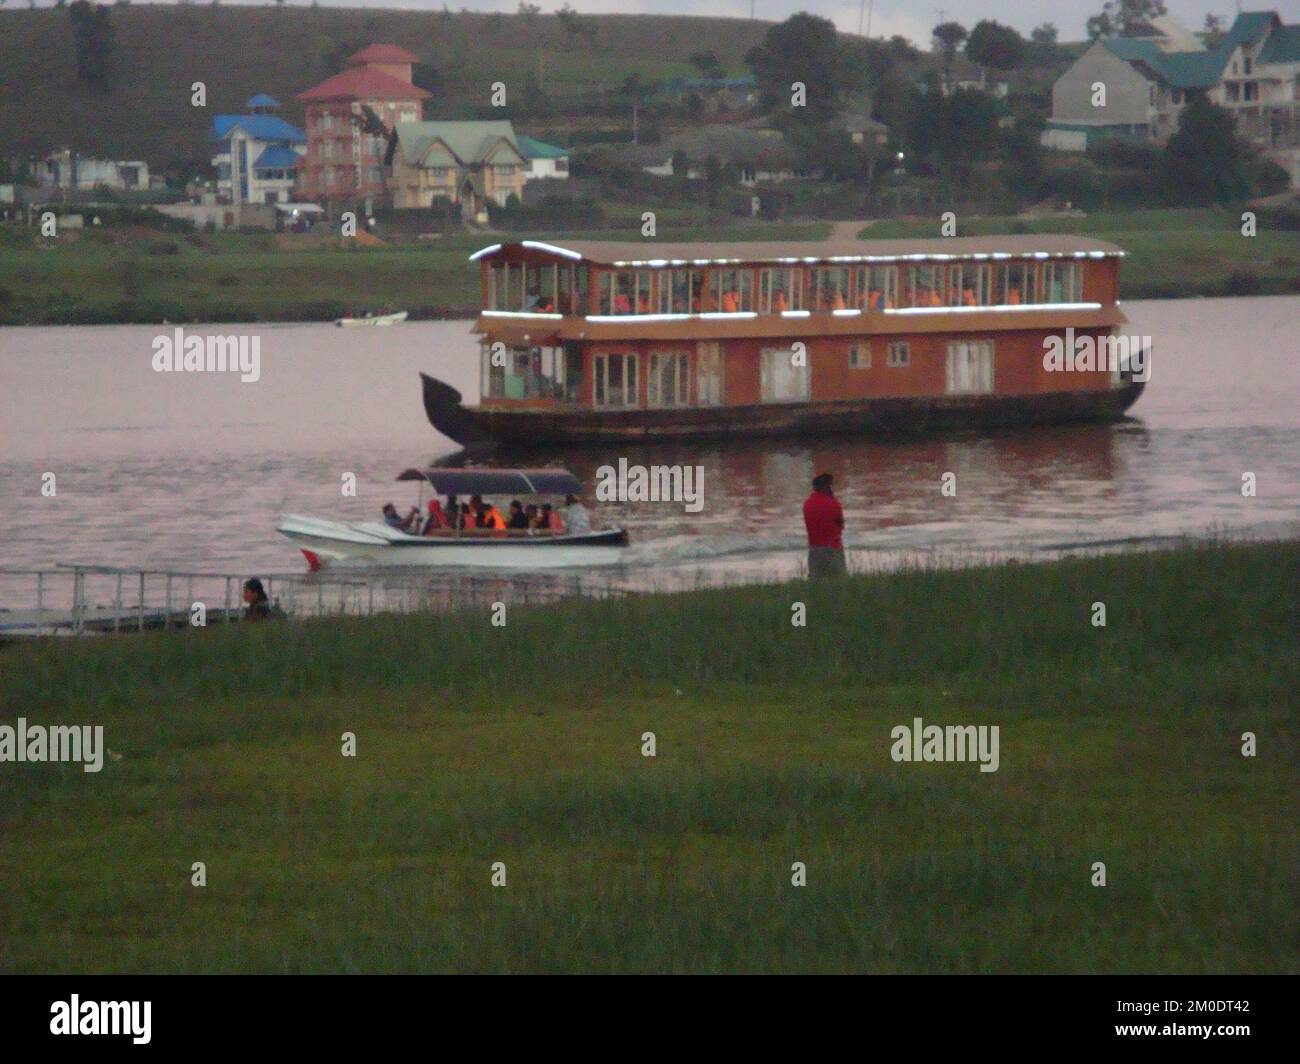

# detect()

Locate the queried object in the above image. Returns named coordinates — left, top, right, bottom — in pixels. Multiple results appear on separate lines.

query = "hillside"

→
left=0, top=5, right=770, bottom=170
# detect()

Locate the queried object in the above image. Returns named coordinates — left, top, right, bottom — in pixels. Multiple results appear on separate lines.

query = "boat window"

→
left=812, top=267, right=850, bottom=311
left=760, top=346, right=811, bottom=403
left=602, top=270, right=638, bottom=315
left=949, top=265, right=969, bottom=307
left=999, top=263, right=1033, bottom=306
left=655, top=269, right=693, bottom=314
left=857, top=265, right=897, bottom=311
left=1041, top=262, right=1082, bottom=303
left=713, top=269, right=753, bottom=313
left=593, top=351, right=639, bottom=408
left=849, top=342, right=871, bottom=369
left=488, top=262, right=523, bottom=311
left=482, top=344, right=568, bottom=400
left=971, top=264, right=994, bottom=306
left=696, top=342, right=724, bottom=406
left=522, top=263, right=556, bottom=312
left=906, top=265, right=944, bottom=308
left=648, top=351, right=690, bottom=407
left=557, top=264, right=583, bottom=316
left=759, top=268, right=803, bottom=313
left=886, top=341, right=910, bottom=367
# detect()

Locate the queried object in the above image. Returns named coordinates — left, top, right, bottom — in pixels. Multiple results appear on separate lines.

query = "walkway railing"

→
left=0, top=564, right=628, bottom=640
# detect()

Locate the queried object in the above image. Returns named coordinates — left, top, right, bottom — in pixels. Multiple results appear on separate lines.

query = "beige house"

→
left=1042, top=11, right=1300, bottom=187
left=385, top=121, right=527, bottom=219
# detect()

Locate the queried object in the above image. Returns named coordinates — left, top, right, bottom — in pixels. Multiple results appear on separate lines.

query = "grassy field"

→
left=862, top=207, right=1300, bottom=299
left=0, top=221, right=830, bottom=325
left=1, top=542, right=1295, bottom=974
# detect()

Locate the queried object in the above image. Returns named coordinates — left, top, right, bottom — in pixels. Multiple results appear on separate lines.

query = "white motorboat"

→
left=278, top=467, right=629, bottom=571
left=333, top=311, right=409, bottom=327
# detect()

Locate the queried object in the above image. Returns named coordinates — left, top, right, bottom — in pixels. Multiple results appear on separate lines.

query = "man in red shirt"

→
left=802, top=472, right=846, bottom=578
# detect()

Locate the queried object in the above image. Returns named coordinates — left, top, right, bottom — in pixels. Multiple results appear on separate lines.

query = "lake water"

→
left=2, top=296, right=1298, bottom=593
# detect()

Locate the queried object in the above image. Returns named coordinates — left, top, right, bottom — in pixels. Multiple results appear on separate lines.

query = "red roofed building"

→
left=296, top=44, right=431, bottom=207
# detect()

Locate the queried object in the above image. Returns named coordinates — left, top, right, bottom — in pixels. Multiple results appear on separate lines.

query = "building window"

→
left=759, top=267, right=803, bottom=313
left=647, top=351, right=690, bottom=407
left=493, top=164, right=515, bottom=179
left=946, top=340, right=994, bottom=394
left=593, top=352, right=639, bottom=408
left=886, top=341, right=910, bottom=367
left=555, top=159, right=569, bottom=173
left=849, top=342, right=871, bottom=368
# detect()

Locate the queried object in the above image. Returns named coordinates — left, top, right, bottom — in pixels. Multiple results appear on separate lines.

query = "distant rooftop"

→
left=210, top=114, right=306, bottom=144
left=349, top=43, right=419, bottom=66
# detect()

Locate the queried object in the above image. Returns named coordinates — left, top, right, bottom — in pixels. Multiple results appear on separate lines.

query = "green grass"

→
left=861, top=207, right=1300, bottom=299
left=0, top=222, right=829, bottom=325
left=1, top=542, right=1295, bottom=973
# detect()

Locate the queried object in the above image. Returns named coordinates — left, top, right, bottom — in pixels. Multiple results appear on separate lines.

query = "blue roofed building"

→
left=209, top=95, right=307, bottom=206
left=1042, top=11, right=1300, bottom=188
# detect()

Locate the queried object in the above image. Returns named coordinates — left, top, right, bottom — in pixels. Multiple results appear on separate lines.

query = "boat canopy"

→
left=396, top=467, right=583, bottom=497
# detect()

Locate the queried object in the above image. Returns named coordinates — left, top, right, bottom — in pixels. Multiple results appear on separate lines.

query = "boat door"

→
left=696, top=342, right=724, bottom=406
left=760, top=346, right=811, bottom=403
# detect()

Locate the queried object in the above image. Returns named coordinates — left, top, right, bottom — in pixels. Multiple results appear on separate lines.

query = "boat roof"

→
left=397, top=467, right=582, bottom=497
left=471, top=235, right=1125, bottom=267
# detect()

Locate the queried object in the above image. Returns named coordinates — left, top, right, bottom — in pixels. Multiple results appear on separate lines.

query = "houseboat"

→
left=421, top=236, right=1146, bottom=445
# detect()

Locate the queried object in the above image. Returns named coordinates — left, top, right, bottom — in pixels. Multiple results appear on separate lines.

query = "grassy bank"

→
left=4, top=207, right=1295, bottom=325
left=862, top=207, right=1300, bottom=299
left=0, top=221, right=828, bottom=325
left=1, top=542, right=1295, bottom=973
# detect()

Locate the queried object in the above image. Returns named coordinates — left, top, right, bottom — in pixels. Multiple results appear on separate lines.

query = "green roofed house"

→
left=385, top=120, right=527, bottom=220
left=515, top=135, right=570, bottom=180
left=1042, top=10, right=1300, bottom=188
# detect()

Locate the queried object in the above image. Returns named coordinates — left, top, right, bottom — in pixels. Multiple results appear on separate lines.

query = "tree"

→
left=745, top=12, right=843, bottom=122
left=1031, top=23, right=1058, bottom=45
left=68, top=1, right=115, bottom=93
left=1203, top=14, right=1225, bottom=48
left=1087, top=1, right=1168, bottom=40
left=517, top=1, right=540, bottom=17
left=689, top=50, right=724, bottom=81
left=931, top=22, right=968, bottom=88
left=1161, top=94, right=1254, bottom=203
left=966, top=20, right=1025, bottom=73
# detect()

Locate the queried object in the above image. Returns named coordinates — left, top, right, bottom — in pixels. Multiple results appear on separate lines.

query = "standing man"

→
left=802, top=473, right=846, bottom=578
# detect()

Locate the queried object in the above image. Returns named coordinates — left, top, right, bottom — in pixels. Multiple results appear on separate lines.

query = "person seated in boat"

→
left=507, top=500, right=529, bottom=531
left=539, top=503, right=562, bottom=533
left=613, top=292, right=632, bottom=314
left=422, top=498, right=452, bottom=535
left=525, top=503, right=541, bottom=530
left=962, top=285, right=977, bottom=307
left=720, top=289, right=739, bottom=313
left=470, top=495, right=507, bottom=532
left=559, top=493, right=591, bottom=535
left=457, top=497, right=480, bottom=531
left=382, top=502, right=420, bottom=532
left=773, top=290, right=788, bottom=314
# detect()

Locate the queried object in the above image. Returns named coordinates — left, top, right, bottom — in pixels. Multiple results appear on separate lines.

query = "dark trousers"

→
left=808, top=547, right=847, bottom=578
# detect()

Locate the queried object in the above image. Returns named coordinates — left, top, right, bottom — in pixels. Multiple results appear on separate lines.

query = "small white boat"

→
left=333, top=311, right=409, bottom=327
left=278, top=467, right=629, bottom=571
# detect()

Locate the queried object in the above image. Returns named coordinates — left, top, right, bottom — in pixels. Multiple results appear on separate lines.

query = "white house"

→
left=516, top=135, right=570, bottom=180
left=40, top=150, right=149, bottom=191
left=209, top=94, right=307, bottom=206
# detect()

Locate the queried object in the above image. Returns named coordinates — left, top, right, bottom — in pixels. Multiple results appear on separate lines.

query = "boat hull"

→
left=335, top=311, right=409, bottom=327
left=278, top=514, right=628, bottom=569
left=422, top=373, right=1147, bottom=446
